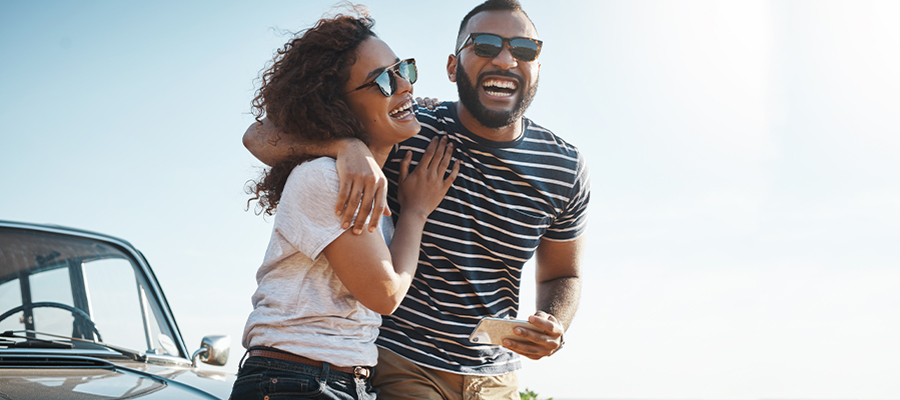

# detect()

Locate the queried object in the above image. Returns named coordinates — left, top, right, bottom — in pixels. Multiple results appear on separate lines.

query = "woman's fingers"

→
left=445, top=160, right=461, bottom=189
left=437, top=138, right=454, bottom=172
left=399, top=150, right=412, bottom=181
left=424, top=135, right=449, bottom=169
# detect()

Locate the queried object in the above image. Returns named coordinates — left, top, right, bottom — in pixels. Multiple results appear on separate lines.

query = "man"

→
left=243, top=1, right=589, bottom=398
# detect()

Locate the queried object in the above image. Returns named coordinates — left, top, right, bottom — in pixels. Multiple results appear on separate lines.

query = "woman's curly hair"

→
left=248, top=8, right=376, bottom=216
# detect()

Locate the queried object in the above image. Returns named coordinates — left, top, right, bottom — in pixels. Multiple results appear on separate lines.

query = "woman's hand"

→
left=326, top=135, right=458, bottom=315
left=397, top=136, right=460, bottom=221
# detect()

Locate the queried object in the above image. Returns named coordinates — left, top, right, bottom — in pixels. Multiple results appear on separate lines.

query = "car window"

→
left=0, top=228, right=183, bottom=358
left=28, top=267, right=76, bottom=335
left=82, top=259, right=149, bottom=353
left=0, top=280, right=23, bottom=332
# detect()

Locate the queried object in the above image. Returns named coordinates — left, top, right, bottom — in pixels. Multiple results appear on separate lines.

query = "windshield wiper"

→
left=0, top=331, right=73, bottom=349
left=1, top=330, right=145, bottom=361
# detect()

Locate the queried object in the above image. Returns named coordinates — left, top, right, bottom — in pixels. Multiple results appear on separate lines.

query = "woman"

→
left=231, top=9, right=459, bottom=400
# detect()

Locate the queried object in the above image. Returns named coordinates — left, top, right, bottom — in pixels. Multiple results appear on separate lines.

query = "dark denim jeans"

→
left=230, top=351, right=377, bottom=400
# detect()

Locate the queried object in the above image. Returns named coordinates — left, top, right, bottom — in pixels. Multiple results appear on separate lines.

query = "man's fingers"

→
left=499, top=313, right=565, bottom=361
left=368, top=183, right=388, bottom=232
left=340, top=189, right=363, bottom=230
left=513, top=326, right=554, bottom=344
left=414, top=97, right=440, bottom=110
left=353, top=186, right=376, bottom=235
left=502, top=338, right=547, bottom=360
left=528, top=313, right=563, bottom=336
left=335, top=182, right=353, bottom=218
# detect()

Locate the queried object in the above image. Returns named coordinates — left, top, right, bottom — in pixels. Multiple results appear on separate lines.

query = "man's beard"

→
left=456, top=63, right=538, bottom=130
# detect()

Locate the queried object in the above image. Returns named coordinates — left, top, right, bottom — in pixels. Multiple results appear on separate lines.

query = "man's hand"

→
left=502, top=311, right=565, bottom=360
left=243, top=119, right=388, bottom=233
left=334, top=140, right=389, bottom=234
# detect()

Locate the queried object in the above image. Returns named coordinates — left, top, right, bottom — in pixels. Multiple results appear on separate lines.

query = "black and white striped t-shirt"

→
left=377, top=102, right=590, bottom=375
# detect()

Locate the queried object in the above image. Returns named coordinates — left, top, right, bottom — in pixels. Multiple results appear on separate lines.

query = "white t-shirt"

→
left=241, top=157, right=391, bottom=367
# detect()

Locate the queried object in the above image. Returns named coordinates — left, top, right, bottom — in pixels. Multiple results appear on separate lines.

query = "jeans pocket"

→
left=264, top=375, right=324, bottom=398
left=230, top=373, right=264, bottom=400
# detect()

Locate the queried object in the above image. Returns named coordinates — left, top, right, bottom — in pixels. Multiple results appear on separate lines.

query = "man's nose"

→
left=491, top=43, right=518, bottom=70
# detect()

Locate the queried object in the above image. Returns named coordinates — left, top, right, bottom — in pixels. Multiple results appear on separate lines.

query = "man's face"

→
left=450, top=10, right=540, bottom=129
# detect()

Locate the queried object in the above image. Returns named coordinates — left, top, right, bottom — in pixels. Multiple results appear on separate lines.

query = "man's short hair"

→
left=456, top=0, right=537, bottom=49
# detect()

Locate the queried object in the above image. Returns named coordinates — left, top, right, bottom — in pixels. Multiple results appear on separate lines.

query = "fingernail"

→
left=353, top=228, right=362, bottom=235
left=342, top=222, right=350, bottom=229
left=336, top=211, right=343, bottom=216
left=515, top=327, right=523, bottom=334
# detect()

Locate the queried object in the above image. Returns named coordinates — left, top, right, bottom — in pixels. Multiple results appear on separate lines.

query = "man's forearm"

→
left=243, top=118, right=360, bottom=166
left=536, top=276, right=582, bottom=330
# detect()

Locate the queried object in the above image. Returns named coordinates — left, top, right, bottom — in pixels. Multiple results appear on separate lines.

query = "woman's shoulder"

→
left=289, top=157, right=337, bottom=177
left=284, top=157, right=339, bottom=193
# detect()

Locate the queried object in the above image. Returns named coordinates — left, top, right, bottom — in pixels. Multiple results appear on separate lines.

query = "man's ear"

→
left=446, top=54, right=458, bottom=83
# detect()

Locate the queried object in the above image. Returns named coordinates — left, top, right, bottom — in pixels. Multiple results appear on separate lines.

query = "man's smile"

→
left=482, top=78, right=518, bottom=98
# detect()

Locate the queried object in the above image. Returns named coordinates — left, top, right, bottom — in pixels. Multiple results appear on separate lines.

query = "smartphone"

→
left=468, top=317, right=540, bottom=345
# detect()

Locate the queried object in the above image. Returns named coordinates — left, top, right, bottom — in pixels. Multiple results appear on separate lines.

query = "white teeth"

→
left=482, top=79, right=517, bottom=90
left=485, top=90, right=513, bottom=97
left=389, top=100, right=413, bottom=117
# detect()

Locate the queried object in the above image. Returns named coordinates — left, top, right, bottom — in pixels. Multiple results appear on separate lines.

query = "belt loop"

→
left=319, top=361, right=331, bottom=382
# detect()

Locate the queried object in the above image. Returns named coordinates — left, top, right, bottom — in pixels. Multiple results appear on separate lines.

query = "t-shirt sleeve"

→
left=273, top=159, right=348, bottom=260
left=544, top=153, right=591, bottom=241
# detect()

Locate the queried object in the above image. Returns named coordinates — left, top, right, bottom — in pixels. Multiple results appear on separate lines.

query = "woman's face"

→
left=344, top=37, right=420, bottom=150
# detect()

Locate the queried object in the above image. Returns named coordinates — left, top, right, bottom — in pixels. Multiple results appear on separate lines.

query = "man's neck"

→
left=454, top=101, right=523, bottom=142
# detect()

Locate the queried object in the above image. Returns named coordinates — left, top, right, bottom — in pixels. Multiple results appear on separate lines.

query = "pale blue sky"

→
left=2, top=1, right=899, bottom=398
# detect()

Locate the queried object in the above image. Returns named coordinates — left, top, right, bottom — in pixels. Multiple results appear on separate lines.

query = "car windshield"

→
left=0, top=227, right=182, bottom=358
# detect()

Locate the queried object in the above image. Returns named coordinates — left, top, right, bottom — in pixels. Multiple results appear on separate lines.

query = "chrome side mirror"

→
left=192, top=335, right=230, bottom=367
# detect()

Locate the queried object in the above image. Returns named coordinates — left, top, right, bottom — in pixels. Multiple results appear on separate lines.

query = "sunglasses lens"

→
left=509, top=39, right=539, bottom=62
left=466, top=34, right=540, bottom=62
left=373, top=69, right=394, bottom=96
left=399, top=60, right=418, bottom=85
left=472, top=35, right=503, bottom=58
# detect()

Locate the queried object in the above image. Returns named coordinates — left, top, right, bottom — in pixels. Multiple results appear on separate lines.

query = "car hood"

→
left=0, top=356, right=235, bottom=399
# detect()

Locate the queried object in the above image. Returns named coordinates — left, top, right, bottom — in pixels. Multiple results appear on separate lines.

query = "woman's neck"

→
left=369, top=145, right=392, bottom=169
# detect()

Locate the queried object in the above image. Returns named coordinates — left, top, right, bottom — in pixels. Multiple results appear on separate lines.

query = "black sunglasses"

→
left=456, top=33, right=543, bottom=62
left=349, top=58, right=417, bottom=97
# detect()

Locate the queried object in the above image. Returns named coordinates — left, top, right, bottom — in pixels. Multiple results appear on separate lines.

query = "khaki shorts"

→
left=372, top=347, right=519, bottom=400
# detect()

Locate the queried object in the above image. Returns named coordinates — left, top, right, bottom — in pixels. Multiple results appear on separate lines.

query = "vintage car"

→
left=0, top=220, right=235, bottom=399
